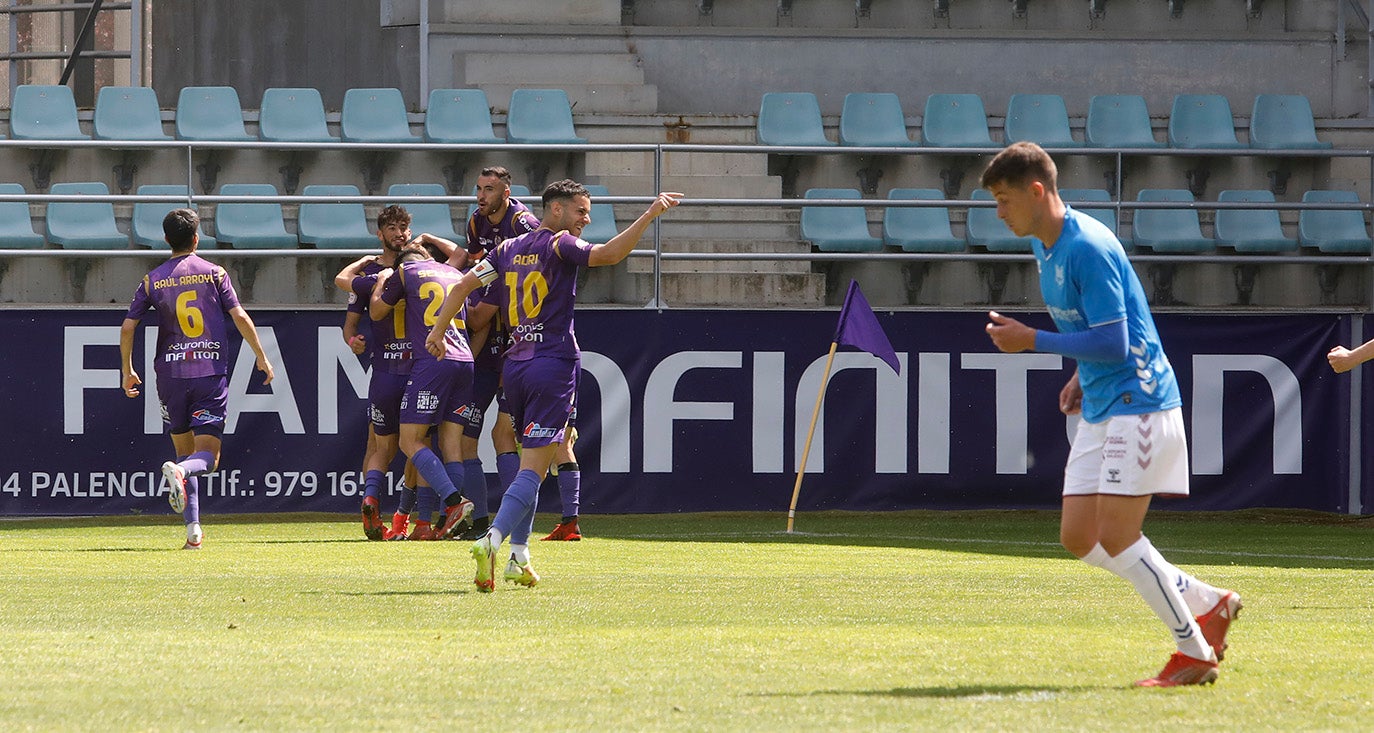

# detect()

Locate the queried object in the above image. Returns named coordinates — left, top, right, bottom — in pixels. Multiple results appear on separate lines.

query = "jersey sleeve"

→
left=216, top=267, right=242, bottom=312
left=513, top=209, right=540, bottom=234
left=123, top=277, right=152, bottom=320
left=347, top=274, right=376, bottom=314
left=552, top=232, right=594, bottom=267
left=379, top=268, right=404, bottom=307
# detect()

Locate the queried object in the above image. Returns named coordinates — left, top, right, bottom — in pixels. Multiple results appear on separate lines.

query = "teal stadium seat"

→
left=1132, top=189, right=1213, bottom=253
left=966, top=189, right=1035, bottom=252
left=10, top=85, right=87, bottom=140
left=1085, top=95, right=1162, bottom=148
left=0, top=183, right=44, bottom=248
left=93, top=86, right=170, bottom=140
left=341, top=87, right=417, bottom=143
left=1249, top=94, right=1332, bottom=150
left=757, top=92, right=835, bottom=146
left=1168, top=94, right=1245, bottom=149
left=800, top=188, right=881, bottom=252
left=387, top=183, right=459, bottom=240
left=1060, top=188, right=1128, bottom=246
left=506, top=89, right=587, bottom=145
left=1214, top=189, right=1297, bottom=253
left=920, top=94, right=994, bottom=148
left=45, top=182, right=128, bottom=249
left=175, top=86, right=253, bottom=141
left=1004, top=94, right=1081, bottom=148
left=214, top=183, right=297, bottom=249
left=882, top=188, right=963, bottom=252
left=298, top=184, right=376, bottom=249
left=1299, top=190, right=1371, bottom=253
left=580, top=184, right=619, bottom=244
left=258, top=88, right=338, bottom=142
left=839, top=93, right=914, bottom=147
left=425, top=89, right=502, bottom=143
left=132, top=185, right=216, bottom=249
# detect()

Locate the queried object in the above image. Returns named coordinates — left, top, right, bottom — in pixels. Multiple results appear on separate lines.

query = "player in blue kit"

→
left=119, top=209, right=275, bottom=549
left=427, top=180, right=682, bottom=591
left=981, top=142, right=1241, bottom=687
left=334, top=206, right=465, bottom=540
left=372, top=246, right=476, bottom=540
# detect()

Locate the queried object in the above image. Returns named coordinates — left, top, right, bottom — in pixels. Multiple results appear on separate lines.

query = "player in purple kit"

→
left=372, top=246, right=476, bottom=540
left=467, top=166, right=539, bottom=257
left=333, top=206, right=464, bottom=540
left=119, top=209, right=275, bottom=549
left=427, top=180, right=682, bottom=591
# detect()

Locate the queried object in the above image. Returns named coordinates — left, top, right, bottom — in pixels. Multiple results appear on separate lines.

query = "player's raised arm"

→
left=368, top=268, right=396, bottom=322
left=411, top=232, right=470, bottom=269
left=333, top=254, right=378, bottom=293
left=587, top=192, right=683, bottom=267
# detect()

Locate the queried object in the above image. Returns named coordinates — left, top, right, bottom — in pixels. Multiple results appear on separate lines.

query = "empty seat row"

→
left=8, top=85, right=586, bottom=145
left=762, top=92, right=1332, bottom=150
left=800, top=188, right=1371, bottom=254
left=0, top=180, right=623, bottom=250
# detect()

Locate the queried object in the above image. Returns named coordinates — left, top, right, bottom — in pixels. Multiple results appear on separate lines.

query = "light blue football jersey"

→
left=1031, top=207, right=1182, bottom=423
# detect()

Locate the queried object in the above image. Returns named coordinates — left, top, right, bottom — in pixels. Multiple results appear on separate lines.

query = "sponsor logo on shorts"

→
left=523, top=422, right=559, bottom=439
left=456, top=404, right=482, bottom=422
left=417, top=391, right=440, bottom=412
left=190, top=409, right=224, bottom=425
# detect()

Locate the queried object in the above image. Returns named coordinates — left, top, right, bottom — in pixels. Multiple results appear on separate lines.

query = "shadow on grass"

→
left=760, top=684, right=1103, bottom=699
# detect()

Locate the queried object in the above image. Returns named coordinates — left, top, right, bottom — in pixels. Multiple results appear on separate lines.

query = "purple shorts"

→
left=368, top=370, right=410, bottom=436
left=502, top=356, right=578, bottom=449
left=157, top=374, right=228, bottom=437
left=462, top=363, right=503, bottom=438
left=400, top=358, right=474, bottom=427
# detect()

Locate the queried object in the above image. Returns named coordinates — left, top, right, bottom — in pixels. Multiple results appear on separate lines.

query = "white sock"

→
left=485, top=526, right=504, bottom=549
left=1112, top=536, right=1214, bottom=662
left=510, top=544, right=530, bottom=564
left=187, top=522, right=202, bottom=543
left=1138, top=542, right=1222, bottom=616
left=1080, top=543, right=1120, bottom=574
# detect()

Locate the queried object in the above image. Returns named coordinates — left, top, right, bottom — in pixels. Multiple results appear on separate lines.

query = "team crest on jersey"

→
left=1055, top=264, right=1065, bottom=288
left=347, top=292, right=358, bottom=305
left=523, top=422, right=559, bottom=439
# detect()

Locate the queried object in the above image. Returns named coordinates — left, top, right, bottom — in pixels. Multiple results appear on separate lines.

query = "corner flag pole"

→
left=786, top=341, right=838, bottom=533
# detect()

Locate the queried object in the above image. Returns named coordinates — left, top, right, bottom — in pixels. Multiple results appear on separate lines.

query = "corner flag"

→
left=834, top=280, right=900, bottom=374
left=788, top=281, right=901, bottom=532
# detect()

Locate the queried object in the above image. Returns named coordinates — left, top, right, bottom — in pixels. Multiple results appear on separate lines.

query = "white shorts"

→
left=1063, top=407, right=1190, bottom=497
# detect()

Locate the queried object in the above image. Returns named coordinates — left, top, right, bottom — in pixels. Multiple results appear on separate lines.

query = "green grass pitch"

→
left=2, top=509, right=1372, bottom=731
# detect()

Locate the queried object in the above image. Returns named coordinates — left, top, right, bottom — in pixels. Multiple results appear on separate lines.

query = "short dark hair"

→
left=163, top=208, right=199, bottom=251
left=377, top=204, right=411, bottom=230
left=542, top=179, right=590, bottom=207
left=479, top=166, right=513, bottom=189
left=980, top=141, right=1058, bottom=192
left=397, top=246, right=432, bottom=265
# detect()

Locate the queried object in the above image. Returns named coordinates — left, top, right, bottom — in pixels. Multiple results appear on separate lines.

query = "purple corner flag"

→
left=833, top=280, right=900, bottom=374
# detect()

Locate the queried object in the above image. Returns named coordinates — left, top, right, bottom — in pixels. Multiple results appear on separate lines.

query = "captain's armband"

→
left=471, top=257, right=498, bottom=286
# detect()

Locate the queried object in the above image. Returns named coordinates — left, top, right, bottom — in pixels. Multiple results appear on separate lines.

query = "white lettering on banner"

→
left=917, top=353, right=951, bottom=474
left=142, top=326, right=161, bottom=433
left=578, top=352, right=631, bottom=473
left=960, top=353, right=1064, bottom=474
left=753, top=352, right=786, bottom=473
left=643, top=351, right=742, bottom=473
left=63, top=326, right=122, bottom=434
left=794, top=352, right=909, bottom=474
left=226, top=327, right=304, bottom=434
left=318, top=326, right=370, bottom=434
left=1191, top=354, right=1303, bottom=475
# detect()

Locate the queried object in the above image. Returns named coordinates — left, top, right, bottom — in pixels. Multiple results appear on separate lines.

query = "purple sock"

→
left=395, top=483, right=418, bottom=515
left=182, top=450, right=215, bottom=476
left=463, top=459, right=488, bottom=519
left=556, top=463, right=580, bottom=520
left=493, top=469, right=540, bottom=540
left=443, top=462, right=466, bottom=506
left=415, top=485, right=438, bottom=523
left=411, top=447, right=456, bottom=503
left=364, top=470, right=385, bottom=501
left=496, top=452, right=520, bottom=494
left=182, top=475, right=200, bottom=525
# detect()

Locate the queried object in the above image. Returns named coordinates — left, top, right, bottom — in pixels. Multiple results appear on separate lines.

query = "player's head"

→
left=162, top=208, right=200, bottom=253
left=541, top=179, right=592, bottom=238
left=475, top=166, right=513, bottom=218
left=377, top=205, right=412, bottom=253
left=397, top=245, right=433, bottom=265
left=980, top=142, right=1060, bottom=239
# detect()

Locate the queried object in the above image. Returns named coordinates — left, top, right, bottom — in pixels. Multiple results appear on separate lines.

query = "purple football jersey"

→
left=379, top=259, right=474, bottom=363
left=466, top=279, right=508, bottom=372
left=348, top=260, right=413, bottom=375
left=466, top=198, right=539, bottom=254
left=487, top=228, right=593, bottom=362
left=124, top=254, right=242, bottom=379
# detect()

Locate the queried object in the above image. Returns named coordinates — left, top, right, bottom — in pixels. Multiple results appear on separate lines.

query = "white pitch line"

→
left=616, top=530, right=1374, bottom=564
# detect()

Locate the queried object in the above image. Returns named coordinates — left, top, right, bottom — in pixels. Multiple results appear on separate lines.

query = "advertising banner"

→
left=0, top=308, right=1350, bottom=516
